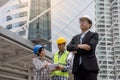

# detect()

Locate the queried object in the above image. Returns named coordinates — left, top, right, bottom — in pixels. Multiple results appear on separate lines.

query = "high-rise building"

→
left=28, top=0, right=51, bottom=51
left=0, top=0, right=29, bottom=37
left=0, top=0, right=51, bottom=50
left=95, top=0, right=120, bottom=80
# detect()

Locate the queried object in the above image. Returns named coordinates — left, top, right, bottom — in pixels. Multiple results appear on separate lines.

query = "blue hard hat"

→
left=33, top=45, right=43, bottom=55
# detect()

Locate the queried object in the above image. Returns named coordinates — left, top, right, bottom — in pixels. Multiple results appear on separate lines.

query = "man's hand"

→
left=77, top=44, right=91, bottom=51
left=55, top=65, right=64, bottom=70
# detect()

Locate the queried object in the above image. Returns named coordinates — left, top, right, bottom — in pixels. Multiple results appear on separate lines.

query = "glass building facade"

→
left=95, top=0, right=120, bottom=79
left=28, top=0, right=51, bottom=51
left=0, top=0, right=28, bottom=37
left=0, top=0, right=51, bottom=51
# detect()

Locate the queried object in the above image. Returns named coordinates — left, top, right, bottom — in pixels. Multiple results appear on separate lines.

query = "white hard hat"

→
left=82, top=15, right=90, bottom=18
left=79, top=15, right=92, bottom=24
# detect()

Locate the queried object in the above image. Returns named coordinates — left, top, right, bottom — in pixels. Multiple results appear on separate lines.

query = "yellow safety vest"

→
left=51, top=50, right=69, bottom=78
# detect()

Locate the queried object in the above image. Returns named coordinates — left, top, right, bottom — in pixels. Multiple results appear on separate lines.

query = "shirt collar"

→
left=82, top=29, right=90, bottom=34
left=81, top=30, right=90, bottom=38
left=58, top=49, right=66, bottom=55
left=38, top=57, right=45, bottom=60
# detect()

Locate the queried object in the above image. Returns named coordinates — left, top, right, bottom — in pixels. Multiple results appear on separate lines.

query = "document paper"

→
left=48, top=64, right=59, bottom=71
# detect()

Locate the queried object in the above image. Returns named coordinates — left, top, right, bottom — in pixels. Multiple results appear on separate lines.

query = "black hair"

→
left=88, top=19, right=92, bottom=25
left=88, top=20, right=92, bottom=28
left=37, top=47, right=44, bottom=56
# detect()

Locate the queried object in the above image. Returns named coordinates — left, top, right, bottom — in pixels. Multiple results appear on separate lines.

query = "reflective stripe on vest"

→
left=51, top=50, right=69, bottom=78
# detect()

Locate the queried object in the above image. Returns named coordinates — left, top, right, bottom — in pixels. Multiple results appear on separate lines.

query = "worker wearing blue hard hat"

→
left=33, top=45, right=43, bottom=55
left=32, top=44, right=49, bottom=80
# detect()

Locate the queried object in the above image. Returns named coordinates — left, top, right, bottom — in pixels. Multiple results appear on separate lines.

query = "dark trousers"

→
left=74, top=64, right=98, bottom=80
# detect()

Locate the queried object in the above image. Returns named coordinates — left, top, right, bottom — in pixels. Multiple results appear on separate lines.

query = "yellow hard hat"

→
left=56, top=37, right=66, bottom=44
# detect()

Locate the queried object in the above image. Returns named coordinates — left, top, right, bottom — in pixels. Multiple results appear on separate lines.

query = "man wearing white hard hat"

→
left=67, top=15, right=99, bottom=80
